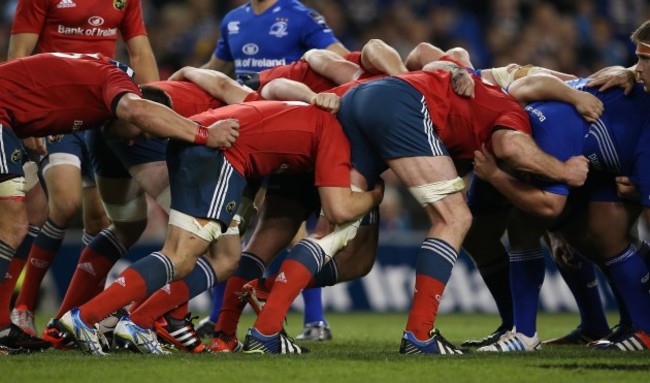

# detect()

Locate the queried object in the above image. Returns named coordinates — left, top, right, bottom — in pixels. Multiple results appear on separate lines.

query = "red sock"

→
left=214, top=275, right=248, bottom=335
left=15, top=244, right=57, bottom=311
left=79, top=268, right=148, bottom=325
left=405, top=274, right=446, bottom=341
left=0, top=258, right=27, bottom=327
left=254, top=260, right=312, bottom=335
left=167, top=301, right=189, bottom=320
left=55, top=247, right=117, bottom=319
left=130, top=281, right=190, bottom=328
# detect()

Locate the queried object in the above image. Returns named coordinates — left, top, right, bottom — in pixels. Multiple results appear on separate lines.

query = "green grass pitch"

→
left=1, top=312, right=648, bottom=383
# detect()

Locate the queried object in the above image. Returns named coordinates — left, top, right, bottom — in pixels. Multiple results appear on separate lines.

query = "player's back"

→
left=0, top=53, right=139, bottom=137
left=397, top=70, right=530, bottom=160
left=147, top=81, right=225, bottom=118
left=569, top=79, right=650, bottom=173
left=189, top=100, right=350, bottom=184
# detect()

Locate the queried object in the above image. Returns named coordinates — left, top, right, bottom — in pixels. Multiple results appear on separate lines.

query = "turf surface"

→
left=1, top=312, right=648, bottom=383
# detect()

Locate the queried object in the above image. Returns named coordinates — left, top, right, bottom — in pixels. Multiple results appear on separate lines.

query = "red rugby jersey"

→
left=11, top=0, right=147, bottom=57
left=190, top=101, right=351, bottom=187
left=0, top=53, right=140, bottom=137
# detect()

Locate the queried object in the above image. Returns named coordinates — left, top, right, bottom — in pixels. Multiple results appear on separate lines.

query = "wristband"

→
left=194, top=124, right=209, bottom=145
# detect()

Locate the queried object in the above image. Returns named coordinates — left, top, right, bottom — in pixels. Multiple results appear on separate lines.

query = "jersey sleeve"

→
left=120, top=0, right=148, bottom=41
left=314, top=118, right=351, bottom=187
left=101, top=68, right=141, bottom=115
left=214, top=19, right=233, bottom=62
left=11, top=0, right=48, bottom=34
left=494, top=106, right=531, bottom=135
left=299, top=9, right=340, bottom=50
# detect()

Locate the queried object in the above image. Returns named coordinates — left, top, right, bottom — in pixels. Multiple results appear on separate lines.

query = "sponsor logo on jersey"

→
left=115, top=277, right=126, bottom=286
left=10, top=149, right=22, bottom=163
left=56, top=0, right=76, bottom=9
left=524, top=105, right=546, bottom=122
left=88, top=16, right=105, bottom=27
left=242, top=43, right=259, bottom=56
left=113, top=0, right=126, bottom=11
left=269, top=20, right=288, bottom=38
left=57, top=24, right=117, bottom=37
left=234, top=57, right=287, bottom=69
left=228, top=21, right=240, bottom=35
left=226, top=201, right=236, bottom=213
left=162, top=284, right=171, bottom=294
left=308, top=11, right=332, bottom=33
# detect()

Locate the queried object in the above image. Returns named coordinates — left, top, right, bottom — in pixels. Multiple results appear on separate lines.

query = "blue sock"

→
left=509, top=248, right=545, bottom=337
left=15, top=225, right=40, bottom=260
left=312, top=260, right=339, bottom=287
left=608, top=277, right=633, bottom=328
left=556, top=249, right=609, bottom=336
left=130, top=252, right=176, bottom=295
left=602, top=244, right=650, bottom=333
left=477, top=254, right=513, bottom=330
left=81, top=229, right=95, bottom=247
left=286, top=240, right=326, bottom=325
left=184, top=256, right=218, bottom=298
left=0, top=240, right=15, bottom=281
left=91, top=229, right=128, bottom=263
left=208, top=282, right=227, bottom=322
left=302, top=288, right=324, bottom=324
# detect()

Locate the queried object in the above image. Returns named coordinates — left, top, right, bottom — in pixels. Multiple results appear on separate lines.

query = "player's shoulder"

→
left=222, top=2, right=251, bottom=20
left=279, top=0, right=322, bottom=20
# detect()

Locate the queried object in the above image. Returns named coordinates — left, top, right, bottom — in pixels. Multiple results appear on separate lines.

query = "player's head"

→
left=140, top=85, right=173, bottom=108
left=631, top=21, right=650, bottom=90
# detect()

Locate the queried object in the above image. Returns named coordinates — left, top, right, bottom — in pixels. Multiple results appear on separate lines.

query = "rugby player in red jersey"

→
left=0, top=52, right=239, bottom=353
left=5, top=0, right=159, bottom=345
left=59, top=100, right=383, bottom=355
left=240, top=60, right=589, bottom=355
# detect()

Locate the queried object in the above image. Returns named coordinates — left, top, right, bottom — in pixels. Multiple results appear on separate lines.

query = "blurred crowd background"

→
left=0, top=0, right=648, bottom=234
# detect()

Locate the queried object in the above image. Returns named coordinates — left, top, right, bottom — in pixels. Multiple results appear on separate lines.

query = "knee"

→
left=49, top=197, right=82, bottom=226
left=110, top=220, right=147, bottom=247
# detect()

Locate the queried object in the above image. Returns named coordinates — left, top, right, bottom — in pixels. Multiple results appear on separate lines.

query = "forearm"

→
left=125, top=36, right=160, bottom=83
left=119, top=97, right=197, bottom=142
left=303, top=49, right=358, bottom=84
left=260, top=78, right=315, bottom=103
left=319, top=187, right=381, bottom=224
left=182, top=68, right=250, bottom=104
left=509, top=74, right=580, bottom=104
left=482, top=170, right=563, bottom=219
left=360, top=39, right=407, bottom=76
left=493, top=130, right=570, bottom=183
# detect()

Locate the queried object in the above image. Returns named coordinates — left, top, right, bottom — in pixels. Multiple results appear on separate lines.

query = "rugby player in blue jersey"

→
left=470, top=67, right=650, bottom=352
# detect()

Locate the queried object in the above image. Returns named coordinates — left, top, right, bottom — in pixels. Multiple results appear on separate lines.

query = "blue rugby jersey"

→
left=214, top=0, right=340, bottom=76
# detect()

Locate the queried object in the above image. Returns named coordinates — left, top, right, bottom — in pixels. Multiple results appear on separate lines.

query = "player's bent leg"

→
left=388, top=156, right=470, bottom=354
left=80, top=185, right=110, bottom=235
left=461, top=210, right=513, bottom=347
